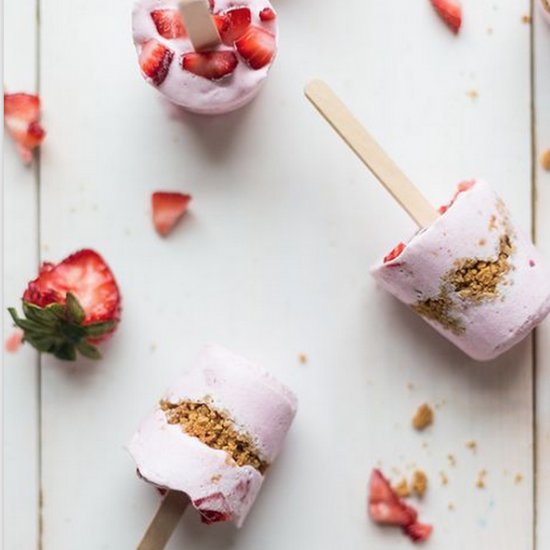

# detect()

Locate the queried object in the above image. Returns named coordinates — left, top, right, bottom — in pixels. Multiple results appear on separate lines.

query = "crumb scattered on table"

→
left=487, top=27, right=493, bottom=35
left=407, top=382, right=415, bottom=391
left=466, top=440, right=478, bottom=453
left=298, top=353, right=308, bottom=364
left=412, top=470, right=428, bottom=498
left=514, top=473, right=524, bottom=485
left=466, top=89, right=479, bottom=100
left=540, top=149, right=550, bottom=171
left=440, top=471, right=449, bottom=486
left=394, top=478, right=411, bottom=498
left=476, top=469, right=488, bottom=489
left=447, top=454, right=456, bottom=467
left=412, top=403, right=434, bottom=430
left=448, top=502, right=455, bottom=511
left=522, top=15, right=532, bottom=24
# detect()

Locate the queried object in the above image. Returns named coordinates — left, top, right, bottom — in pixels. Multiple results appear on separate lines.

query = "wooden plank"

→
left=534, top=2, right=550, bottom=548
left=3, top=0, right=41, bottom=548
left=37, top=0, right=534, bottom=548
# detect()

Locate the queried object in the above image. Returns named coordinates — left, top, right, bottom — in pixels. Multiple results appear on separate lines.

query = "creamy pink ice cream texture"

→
left=128, top=344, right=297, bottom=527
left=540, top=0, right=550, bottom=24
left=371, top=180, right=550, bottom=361
left=132, top=0, right=278, bottom=114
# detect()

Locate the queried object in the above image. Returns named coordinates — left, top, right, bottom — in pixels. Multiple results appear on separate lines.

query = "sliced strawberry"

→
left=151, top=9, right=187, bottom=39
left=430, top=0, right=462, bottom=33
left=403, top=522, right=433, bottom=543
left=181, top=51, right=238, bottom=80
left=235, top=26, right=275, bottom=70
left=214, top=7, right=251, bottom=45
left=9, top=250, right=121, bottom=361
left=152, top=192, right=192, bottom=236
left=5, top=329, right=24, bottom=353
left=384, top=242, right=406, bottom=263
left=4, top=93, right=46, bottom=164
left=139, top=40, right=174, bottom=86
left=259, top=7, right=277, bottom=21
left=368, top=469, right=417, bottom=526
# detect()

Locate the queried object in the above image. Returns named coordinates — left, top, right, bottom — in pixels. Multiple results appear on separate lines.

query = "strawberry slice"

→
left=368, top=470, right=432, bottom=543
left=4, top=93, right=46, bottom=164
left=139, top=40, right=174, bottom=86
left=383, top=242, right=406, bottom=263
left=214, top=7, right=251, bottom=45
left=152, top=192, right=192, bottom=236
left=151, top=9, right=187, bottom=39
left=430, top=0, right=462, bottom=33
left=181, top=51, right=238, bottom=80
left=259, top=7, right=277, bottom=21
left=235, top=26, right=275, bottom=70
left=9, top=250, right=121, bottom=361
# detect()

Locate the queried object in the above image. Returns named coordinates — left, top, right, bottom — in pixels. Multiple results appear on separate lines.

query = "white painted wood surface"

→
left=4, top=0, right=546, bottom=548
left=535, top=2, right=550, bottom=548
left=3, top=1, right=41, bottom=549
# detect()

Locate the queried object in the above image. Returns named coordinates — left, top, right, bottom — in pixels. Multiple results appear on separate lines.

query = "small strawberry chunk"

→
left=235, top=26, right=275, bottom=70
left=384, top=242, right=406, bottom=263
left=181, top=51, right=238, bottom=80
left=438, top=180, right=475, bottom=214
left=151, top=9, right=187, bottom=39
left=152, top=192, right=192, bottom=236
left=214, top=7, right=251, bottom=45
left=4, top=93, right=46, bottom=164
left=430, top=0, right=462, bottom=33
left=139, top=40, right=174, bottom=86
left=403, top=522, right=433, bottom=543
left=5, top=329, right=24, bottom=353
left=259, top=7, right=277, bottom=21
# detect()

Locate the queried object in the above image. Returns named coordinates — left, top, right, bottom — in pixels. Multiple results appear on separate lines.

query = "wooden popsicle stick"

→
left=304, top=80, right=439, bottom=228
left=137, top=491, right=190, bottom=550
left=179, top=0, right=221, bottom=52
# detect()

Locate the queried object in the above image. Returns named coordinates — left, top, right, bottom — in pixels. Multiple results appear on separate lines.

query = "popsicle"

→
left=305, top=80, right=550, bottom=361
left=540, top=0, right=550, bottom=24
left=132, top=0, right=278, bottom=115
left=129, top=344, right=297, bottom=547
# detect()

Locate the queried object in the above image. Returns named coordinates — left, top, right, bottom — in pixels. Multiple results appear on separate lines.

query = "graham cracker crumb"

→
left=514, top=473, right=524, bottom=485
left=211, top=474, right=221, bottom=484
left=413, top=289, right=464, bottom=335
left=478, top=238, right=486, bottom=246
left=412, top=404, right=434, bottom=431
left=447, top=454, right=456, bottom=467
left=298, top=353, right=308, bottom=364
left=541, top=149, right=550, bottom=171
left=160, top=399, right=269, bottom=474
left=407, top=382, right=415, bottom=391
left=440, top=471, right=449, bottom=486
left=466, top=89, right=479, bottom=100
left=466, top=440, right=478, bottom=453
left=412, top=470, right=428, bottom=498
left=394, top=478, right=411, bottom=498
left=487, top=26, right=493, bottom=34
left=522, top=15, right=531, bottom=23
left=448, top=502, right=455, bottom=511
left=476, top=469, right=487, bottom=489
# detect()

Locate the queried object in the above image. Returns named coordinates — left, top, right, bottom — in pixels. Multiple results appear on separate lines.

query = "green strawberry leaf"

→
left=76, top=341, right=102, bottom=360
left=66, top=293, right=86, bottom=324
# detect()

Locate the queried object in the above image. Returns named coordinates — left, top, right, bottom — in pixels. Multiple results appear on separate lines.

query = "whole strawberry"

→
left=8, top=249, right=121, bottom=361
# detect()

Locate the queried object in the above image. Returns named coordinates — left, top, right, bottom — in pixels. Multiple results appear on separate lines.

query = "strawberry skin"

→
left=403, top=522, right=433, bottom=543
left=151, top=9, right=187, bottom=39
left=152, top=192, right=192, bottom=236
left=214, top=7, right=251, bottom=45
left=9, top=250, right=121, bottom=361
left=4, top=93, right=46, bottom=164
left=430, top=0, right=462, bottom=33
left=235, top=26, right=276, bottom=70
left=181, top=51, right=238, bottom=80
left=259, top=7, right=277, bottom=21
left=383, top=242, right=406, bottom=263
left=139, top=40, right=174, bottom=86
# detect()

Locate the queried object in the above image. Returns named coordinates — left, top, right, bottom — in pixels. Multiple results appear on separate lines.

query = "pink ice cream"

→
left=371, top=180, right=550, bottom=361
left=539, top=0, right=550, bottom=24
left=132, top=0, right=278, bottom=114
left=128, top=344, right=297, bottom=527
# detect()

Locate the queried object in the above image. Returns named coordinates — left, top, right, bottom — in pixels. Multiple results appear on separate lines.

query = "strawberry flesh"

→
left=193, top=493, right=232, bottom=524
left=5, top=330, right=24, bottom=353
left=152, top=192, right=192, bottom=236
left=430, top=0, right=462, bottom=33
left=259, top=7, right=277, bottom=21
left=139, top=40, right=174, bottom=86
left=214, top=7, right=251, bottom=45
left=438, top=180, right=475, bottom=215
left=235, top=26, right=275, bottom=70
left=383, top=242, right=406, bottom=264
left=4, top=93, right=46, bottom=164
left=181, top=51, right=238, bottom=80
left=151, top=9, right=187, bottom=39
left=368, top=469, right=432, bottom=543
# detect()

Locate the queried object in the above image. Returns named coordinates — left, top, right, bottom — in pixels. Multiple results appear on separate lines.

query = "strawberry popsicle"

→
left=132, top=0, right=278, bottom=115
left=539, top=0, right=550, bottom=24
left=128, top=344, right=297, bottom=527
left=371, top=180, right=550, bottom=361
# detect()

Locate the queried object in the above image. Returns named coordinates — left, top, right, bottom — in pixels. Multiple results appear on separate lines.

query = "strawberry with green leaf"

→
left=8, top=249, right=121, bottom=361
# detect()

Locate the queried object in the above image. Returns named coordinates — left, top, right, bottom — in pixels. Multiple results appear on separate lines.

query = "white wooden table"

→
left=3, top=0, right=550, bottom=548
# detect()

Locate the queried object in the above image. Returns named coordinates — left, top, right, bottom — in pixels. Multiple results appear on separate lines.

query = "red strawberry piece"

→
left=383, top=242, right=406, bottom=264
left=368, top=469, right=418, bottom=526
left=259, top=7, right=277, bottom=21
left=181, top=51, right=238, bottom=80
left=235, top=26, right=275, bottom=70
left=403, top=522, right=433, bottom=543
left=139, top=40, right=174, bottom=86
left=4, top=93, right=46, bottom=164
left=430, top=0, right=462, bottom=33
left=438, top=180, right=475, bottom=214
left=152, top=192, right=192, bottom=236
left=5, top=329, right=24, bottom=353
left=193, top=493, right=232, bottom=524
left=151, top=9, right=187, bottom=39
left=214, top=7, right=251, bottom=45
left=9, top=250, right=121, bottom=361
